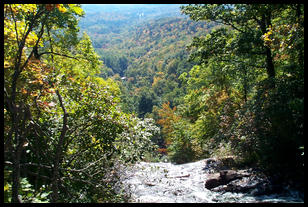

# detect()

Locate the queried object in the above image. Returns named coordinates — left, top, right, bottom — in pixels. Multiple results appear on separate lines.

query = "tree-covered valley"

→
left=4, top=4, right=304, bottom=203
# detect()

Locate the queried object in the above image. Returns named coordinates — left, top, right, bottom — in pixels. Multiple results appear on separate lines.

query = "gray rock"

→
left=205, top=170, right=250, bottom=190
left=210, top=172, right=272, bottom=195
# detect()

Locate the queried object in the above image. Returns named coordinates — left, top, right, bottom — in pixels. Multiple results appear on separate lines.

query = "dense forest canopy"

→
left=4, top=4, right=304, bottom=203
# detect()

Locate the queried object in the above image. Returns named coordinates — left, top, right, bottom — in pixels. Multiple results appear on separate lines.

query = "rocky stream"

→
left=117, top=158, right=304, bottom=203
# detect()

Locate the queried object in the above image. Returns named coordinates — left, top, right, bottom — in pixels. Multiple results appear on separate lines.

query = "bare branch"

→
left=39, top=51, right=80, bottom=60
left=65, top=156, right=107, bottom=173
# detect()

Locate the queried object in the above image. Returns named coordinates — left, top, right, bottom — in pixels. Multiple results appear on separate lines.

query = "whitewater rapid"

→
left=118, top=159, right=304, bottom=203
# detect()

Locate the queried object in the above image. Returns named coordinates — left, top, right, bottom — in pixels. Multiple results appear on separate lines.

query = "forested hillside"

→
left=4, top=4, right=304, bottom=203
left=79, top=5, right=219, bottom=118
left=78, top=5, right=222, bottom=150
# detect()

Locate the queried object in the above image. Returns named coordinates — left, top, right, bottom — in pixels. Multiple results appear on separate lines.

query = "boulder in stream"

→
left=205, top=170, right=250, bottom=190
left=211, top=174, right=272, bottom=195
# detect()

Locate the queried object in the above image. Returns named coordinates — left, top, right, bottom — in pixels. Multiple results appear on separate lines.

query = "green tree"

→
left=180, top=4, right=304, bottom=175
left=181, top=4, right=279, bottom=80
left=4, top=4, right=158, bottom=203
left=4, top=4, right=85, bottom=202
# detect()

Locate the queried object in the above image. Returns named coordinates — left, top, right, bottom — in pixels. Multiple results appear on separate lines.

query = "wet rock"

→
left=204, top=173, right=222, bottom=189
left=203, top=157, right=274, bottom=195
left=220, top=170, right=250, bottom=182
left=209, top=171, right=273, bottom=196
left=205, top=170, right=250, bottom=190
left=144, top=182, right=156, bottom=186
left=212, top=177, right=256, bottom=194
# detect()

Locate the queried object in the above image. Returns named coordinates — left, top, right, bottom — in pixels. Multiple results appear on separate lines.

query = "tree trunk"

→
left=265, top=47, right=275, bottom=79
left=10, top=105, right=30, bottom=203
left=6, top=7, right=47, bottom=203
left=242, top=65, right=248, bottom=103
left=51, top=90, right=68, bottom=202
left=259, top=12, right=276, bottom=81
left=11, top=146, right=22, bottom=203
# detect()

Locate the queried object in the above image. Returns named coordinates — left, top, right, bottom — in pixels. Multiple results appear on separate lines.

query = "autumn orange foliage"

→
left=45, top=4, right=56, bottom=11
left=157, top=148, right=168, bottom=155
left=156, top=102, right=181, bottom=145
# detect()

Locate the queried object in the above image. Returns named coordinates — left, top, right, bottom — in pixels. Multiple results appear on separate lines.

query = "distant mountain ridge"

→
left=80, top=4, right=184, bottom=26
left=81, top=4, right=184, bottom=14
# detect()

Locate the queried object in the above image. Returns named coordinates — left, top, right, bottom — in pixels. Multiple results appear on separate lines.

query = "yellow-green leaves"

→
left=4, top=184, right=10, bottom=192
left=57, top=4, right=67, bottom=13
left=262, top=25, right=273, bottom=47
left=5, top=5, right=34, bottom=46
left=7, top=4, right=37, bottom=14
left=69, top=4, right=84, bottom=16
